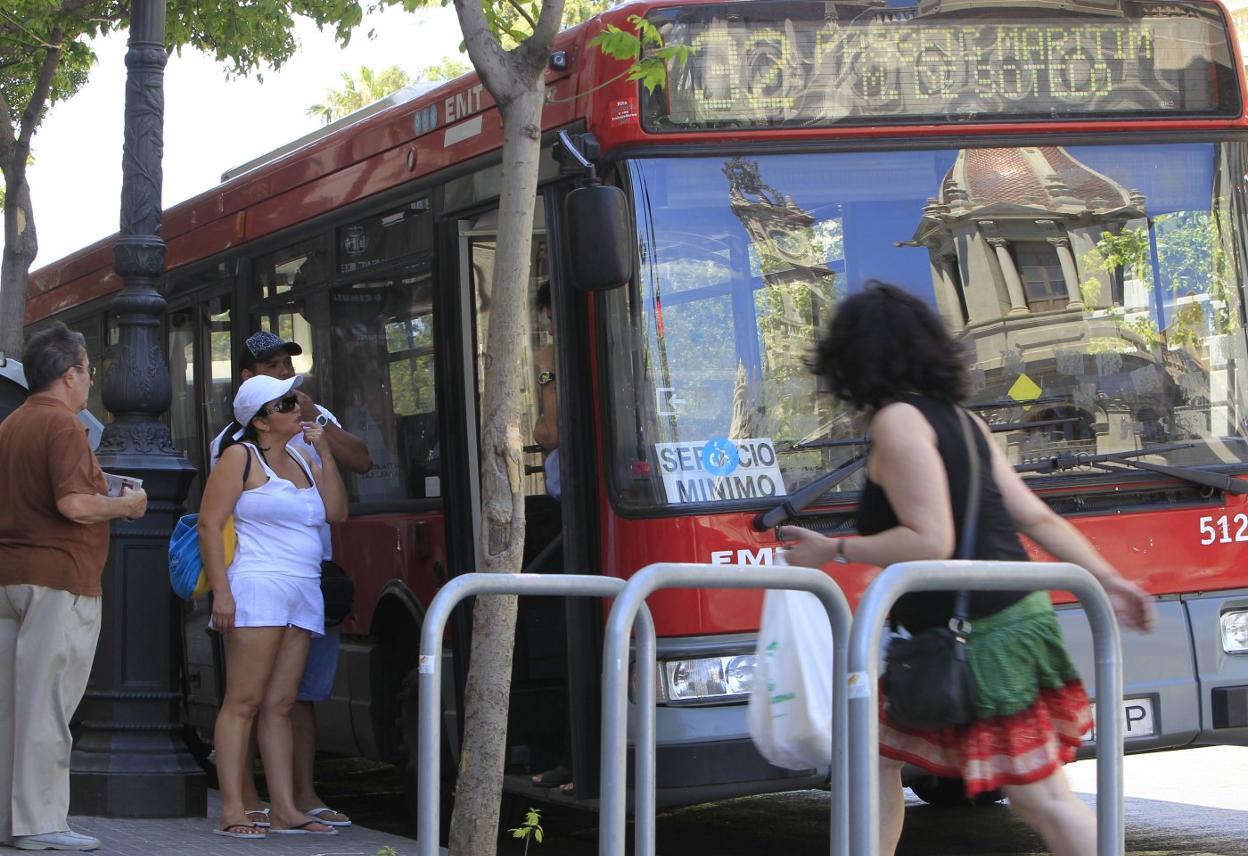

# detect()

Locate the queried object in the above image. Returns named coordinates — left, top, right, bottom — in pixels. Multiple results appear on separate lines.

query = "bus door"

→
left=166, top=279, right=237, bottom=753
left=451, top=199, right=573, bottom=783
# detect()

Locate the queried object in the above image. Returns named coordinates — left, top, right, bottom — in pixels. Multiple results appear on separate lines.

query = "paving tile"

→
left=57, top=791, right=442, bottom=855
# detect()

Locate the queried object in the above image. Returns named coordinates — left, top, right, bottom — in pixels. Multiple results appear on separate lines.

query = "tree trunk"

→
left=447, top=83, right=547, bottom=856
left=0, top=31, right=61, bottom=360
left=0, top=172, right=36, bottom=358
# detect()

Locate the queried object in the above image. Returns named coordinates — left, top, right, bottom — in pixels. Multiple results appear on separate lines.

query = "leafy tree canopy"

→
left=2, top=1, right=383, bottom=132
left=307, top=64, right=412, bottom=123
left=307, top=58, right=471, bottom=124
left=392, top=0, right=610, bottom=50
left=417, top=56, right=469, bottom=82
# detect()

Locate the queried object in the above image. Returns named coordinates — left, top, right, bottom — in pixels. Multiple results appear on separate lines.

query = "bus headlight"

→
left=661, top=655, right=756, bottom=704
left=1221, top=611, right=1248, bottom=653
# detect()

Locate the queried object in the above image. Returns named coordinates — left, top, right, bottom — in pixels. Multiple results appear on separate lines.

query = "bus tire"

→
left=910, top=775, right=1003, bottom=807
left=398, top=665, right=454, bottom=844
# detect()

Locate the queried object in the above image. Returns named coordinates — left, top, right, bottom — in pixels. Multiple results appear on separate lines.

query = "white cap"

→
left=231, top=374, right=302, bottom=439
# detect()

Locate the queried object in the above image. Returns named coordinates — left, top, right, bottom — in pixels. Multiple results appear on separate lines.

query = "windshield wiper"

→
left=788, top=436, right=870, bottom=451
left=1014, top=443, right=1193, bottom=473
left=753, top=454, right=866, bottom=532
left=758, top=438, right=1248, bottom=533
left=1016, top=443, right=1248, bottom=495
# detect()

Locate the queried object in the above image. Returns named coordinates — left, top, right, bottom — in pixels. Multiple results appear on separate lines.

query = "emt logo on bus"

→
left=655, top=437, right=786, bottom=504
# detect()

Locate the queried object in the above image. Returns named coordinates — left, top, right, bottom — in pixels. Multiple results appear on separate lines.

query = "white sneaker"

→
left=14, top=830, right=101, bottom=851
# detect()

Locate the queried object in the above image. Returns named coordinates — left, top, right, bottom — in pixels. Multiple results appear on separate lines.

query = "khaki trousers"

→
left=0, top=584, right=101, bottom=839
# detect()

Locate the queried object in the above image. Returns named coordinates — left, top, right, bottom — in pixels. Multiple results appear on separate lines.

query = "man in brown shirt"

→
left=0, top=323, right=146, bottom=852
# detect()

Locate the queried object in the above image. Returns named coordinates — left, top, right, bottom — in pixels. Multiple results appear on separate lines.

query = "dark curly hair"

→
left=813, top=281, right=969, bottom=411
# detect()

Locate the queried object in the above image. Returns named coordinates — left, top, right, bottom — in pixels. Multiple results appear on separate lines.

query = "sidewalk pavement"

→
left=56, top=790, right=441, bottom=855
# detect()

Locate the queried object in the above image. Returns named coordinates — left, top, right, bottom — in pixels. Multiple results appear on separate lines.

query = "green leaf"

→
left=588, top=26, right=644, bottom=62
left=588, top=11, right=690, bottom=93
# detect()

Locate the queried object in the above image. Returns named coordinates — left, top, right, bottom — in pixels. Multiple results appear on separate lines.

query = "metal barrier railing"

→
left=600, top=562, right=853, bottom=856
left=415, top=573, right=654, bottom=856
left=848, top=560, right=1124, bottom=856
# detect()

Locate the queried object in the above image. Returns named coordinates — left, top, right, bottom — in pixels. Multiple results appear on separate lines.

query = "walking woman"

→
left=782, top=282, right=1154, bottom=856
left=199, top=374, right=348, bottom=838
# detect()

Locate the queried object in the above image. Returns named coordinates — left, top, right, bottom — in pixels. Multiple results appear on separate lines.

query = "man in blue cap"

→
left=210, top=330, right=371, bottom=828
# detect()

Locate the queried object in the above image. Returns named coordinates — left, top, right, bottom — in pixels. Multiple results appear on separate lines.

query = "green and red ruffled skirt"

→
left=879, top=591, right=1091, bottom=798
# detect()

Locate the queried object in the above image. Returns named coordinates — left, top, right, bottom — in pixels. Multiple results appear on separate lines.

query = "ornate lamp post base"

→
left=69, top=0, right=207, bottom=818
left=71, top=455, right=204, bottom=818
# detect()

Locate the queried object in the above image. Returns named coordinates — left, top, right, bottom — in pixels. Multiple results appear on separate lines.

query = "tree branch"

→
left=451, top=0, right=512, bottom=97
left=0, top=10, right=59, bottom=48
left=18, top=26, right=64, bottom=153
left=0, top=33, right=49, bottom=53
left=517, top=0, right=566, bottom=72
left=545, top=65, right=630, bottom=103
left=0, top=0, right=94, bottom=45
left=503, top=0, right=537, bottom=32
left=0, top=87, right=16, bottom=158
left=55, top=0, right=103, bottom=21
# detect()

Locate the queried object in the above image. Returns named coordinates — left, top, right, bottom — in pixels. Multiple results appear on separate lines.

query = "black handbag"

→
left=883, top=407, right=980, bottom=731
left=320, top=560, right=355, bottom=627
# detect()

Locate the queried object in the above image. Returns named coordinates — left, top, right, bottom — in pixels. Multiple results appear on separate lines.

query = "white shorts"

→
left=216, top=572, right=324, bottom=637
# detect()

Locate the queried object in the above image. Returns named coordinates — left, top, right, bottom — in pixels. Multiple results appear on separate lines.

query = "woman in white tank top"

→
left=198, top=375, right=347, bottom=838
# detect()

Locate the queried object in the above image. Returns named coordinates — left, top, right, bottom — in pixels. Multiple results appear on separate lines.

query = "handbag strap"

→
left=953, top=407, right=982, bottom=624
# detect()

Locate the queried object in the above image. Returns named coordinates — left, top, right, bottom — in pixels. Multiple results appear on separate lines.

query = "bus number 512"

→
left=1198, top=514, right=1248, bottom=545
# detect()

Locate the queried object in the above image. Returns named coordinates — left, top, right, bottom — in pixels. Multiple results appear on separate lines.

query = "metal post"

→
left=69, top=0, right=205, bottom=817
left=415, top=574, right=653, bottom=856
left=847, top=561, right=1123, bottom=856
left=600, top=563, right=853, bottom=856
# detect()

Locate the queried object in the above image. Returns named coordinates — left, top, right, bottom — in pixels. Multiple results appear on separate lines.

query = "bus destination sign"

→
left=643, top=2, right=1239, bottom=130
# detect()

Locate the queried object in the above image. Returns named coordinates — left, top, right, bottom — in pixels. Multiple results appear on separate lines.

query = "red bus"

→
left=27, top=0, right=1248, bottom=816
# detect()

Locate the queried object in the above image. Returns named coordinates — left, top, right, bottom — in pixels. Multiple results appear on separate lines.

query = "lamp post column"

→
left=68, top=0, right=206, bottom=818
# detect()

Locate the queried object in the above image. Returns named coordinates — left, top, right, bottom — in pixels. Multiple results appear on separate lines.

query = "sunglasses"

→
left=260, top=394, right=299, bottom=416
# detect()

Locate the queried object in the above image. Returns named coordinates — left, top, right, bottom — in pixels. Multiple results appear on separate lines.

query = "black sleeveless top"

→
left=857, top=393, right=1028, bottom=632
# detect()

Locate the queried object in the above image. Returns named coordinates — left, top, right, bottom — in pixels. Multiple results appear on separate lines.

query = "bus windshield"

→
left=602, top=141, right=1248, bottom=511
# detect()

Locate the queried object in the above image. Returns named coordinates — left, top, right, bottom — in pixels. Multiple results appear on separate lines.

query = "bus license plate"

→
left=1083, top=697, right=1156, bottom=743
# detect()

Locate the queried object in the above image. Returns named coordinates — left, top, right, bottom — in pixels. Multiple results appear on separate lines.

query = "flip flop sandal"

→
left=213, top=823, right=266, bottom=839
left=531, top=764, right=573, bottom=788
left=304, top=807, right=352, bottom=828
left=269, top=820, right=338, bottom=836
left=244, top=808, right=271, bottom=829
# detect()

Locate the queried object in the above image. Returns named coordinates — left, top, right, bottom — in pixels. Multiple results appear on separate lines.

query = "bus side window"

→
left=329, top=260, right=437, bottom=503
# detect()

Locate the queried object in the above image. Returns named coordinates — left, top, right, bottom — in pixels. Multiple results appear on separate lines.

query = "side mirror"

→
left=565, top=182, right=632, bottom=292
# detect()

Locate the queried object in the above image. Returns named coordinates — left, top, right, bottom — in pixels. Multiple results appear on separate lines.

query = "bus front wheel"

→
left=398, top=665, right=454, bottom=844
left=909, top=775, right=1003, bottom=807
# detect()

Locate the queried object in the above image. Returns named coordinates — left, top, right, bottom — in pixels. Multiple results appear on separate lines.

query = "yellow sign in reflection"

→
left=1008, top=373, right=1043, bottom=411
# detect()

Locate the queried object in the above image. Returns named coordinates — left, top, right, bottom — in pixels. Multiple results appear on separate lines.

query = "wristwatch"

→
left=832, top=538, right=850, bottom=564
left=537, top=370, right=556, bottom=386
left=314, top=413, right=329, bottom=427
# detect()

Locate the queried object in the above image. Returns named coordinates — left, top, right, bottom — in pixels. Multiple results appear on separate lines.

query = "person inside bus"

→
left=533, top=281, right=561, bottom=505
left=208, top=331, right=372, bottom=831
left=780, top=282, right=1155, bottom=856
left=528, top=280, right=574, bottom=792
left=200, top=374, right=348, bottom=838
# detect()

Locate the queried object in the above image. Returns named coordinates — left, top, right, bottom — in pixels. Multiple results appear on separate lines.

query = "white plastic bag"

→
left=747, top=588, right=834, bottom=770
